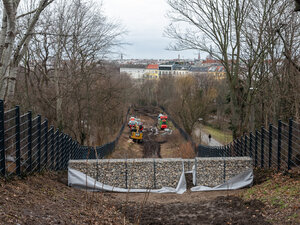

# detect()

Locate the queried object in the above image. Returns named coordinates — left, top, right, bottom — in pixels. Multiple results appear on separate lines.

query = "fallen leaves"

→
left=0, top=171, right=127, bottom=224
left=241, top=168, right=300, bottom=225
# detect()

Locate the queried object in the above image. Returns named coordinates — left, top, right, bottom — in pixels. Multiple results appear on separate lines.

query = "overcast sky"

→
left=102, top=0, right=197, bottom=60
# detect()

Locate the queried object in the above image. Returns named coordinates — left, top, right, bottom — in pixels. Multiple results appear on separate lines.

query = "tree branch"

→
left=16, top=9, right=37, bottom=20
left=276, top=28, right=300, bottom=73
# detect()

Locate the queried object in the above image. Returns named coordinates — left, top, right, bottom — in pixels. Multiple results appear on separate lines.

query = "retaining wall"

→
left=194, top=157, right=253, bottom=186
left=69, top=157, right=252, bottom=188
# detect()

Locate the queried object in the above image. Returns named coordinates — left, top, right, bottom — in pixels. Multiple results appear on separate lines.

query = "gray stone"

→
left=69, top=157, right=253, bottom=189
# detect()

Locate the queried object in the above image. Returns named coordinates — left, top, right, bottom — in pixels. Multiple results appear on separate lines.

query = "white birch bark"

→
left=0, top=7, right=8, bottom=64
left=0, top=0, right=53, bottom=102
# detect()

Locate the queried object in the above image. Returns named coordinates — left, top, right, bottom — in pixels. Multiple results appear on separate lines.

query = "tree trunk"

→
left=0, top=66, right=18, bottom=103
left=0, top=0, right=53, bottom=103
left=55, top=56, right=63, bottom=129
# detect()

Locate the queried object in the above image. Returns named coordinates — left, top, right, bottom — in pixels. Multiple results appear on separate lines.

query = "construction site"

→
left=110, top=106, right=195, bottom=159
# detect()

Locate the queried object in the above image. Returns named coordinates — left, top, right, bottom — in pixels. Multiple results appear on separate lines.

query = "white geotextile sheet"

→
left=68, top=167, right=253, bottom=194
left=68, top=167, right=187, bottom=194
left=191, top=168, right=253, bottom=191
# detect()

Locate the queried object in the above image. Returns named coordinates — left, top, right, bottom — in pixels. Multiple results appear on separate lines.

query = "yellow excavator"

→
left=130, top=123, right=143, bottom=143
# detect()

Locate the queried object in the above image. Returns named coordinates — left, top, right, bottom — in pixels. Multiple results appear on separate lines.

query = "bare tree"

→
left=0, top=0, right=53, bottom=104
left=166, top=0, right=252, bottom=138
left=14, top=0, right=128, bottom=145
left=166, top=0, right=299, bottom=137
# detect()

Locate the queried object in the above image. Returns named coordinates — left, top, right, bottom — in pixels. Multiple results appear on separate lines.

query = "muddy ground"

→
left=0, top=171, right=269, bottom=225
left=110, top=192, right=270, bottom=225
left=107, top=168, right=299, bottom=225
left=1, top=168, right=299, bottom=224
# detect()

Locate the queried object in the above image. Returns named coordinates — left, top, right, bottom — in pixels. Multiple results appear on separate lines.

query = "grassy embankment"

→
left=202, top=125, right=233, bottom=145
left=241, top=169, right=300, bottom=224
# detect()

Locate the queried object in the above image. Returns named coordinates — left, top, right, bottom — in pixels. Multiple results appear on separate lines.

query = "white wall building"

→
left=120, top=68, right=146, bottom=79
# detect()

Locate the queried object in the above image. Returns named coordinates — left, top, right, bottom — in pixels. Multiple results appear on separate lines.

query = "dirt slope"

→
left=108, top=191, right=270, bottom=225
left=0, top=172, right=125, bottom=225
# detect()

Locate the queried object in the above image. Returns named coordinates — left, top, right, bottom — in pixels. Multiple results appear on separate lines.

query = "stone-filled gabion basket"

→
left=195, top=157, right=252, bottom=187
left=126, top=159, right=154, bottom=189
left=69, top=157, right=253, bottom=189
left=155, top=158, right=183, bottom=188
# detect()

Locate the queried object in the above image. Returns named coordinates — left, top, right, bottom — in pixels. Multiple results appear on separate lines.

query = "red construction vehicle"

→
left=158, top=115, right=168, bottom=130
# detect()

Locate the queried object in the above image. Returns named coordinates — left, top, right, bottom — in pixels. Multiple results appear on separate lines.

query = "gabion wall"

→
left=69, top=157, right=252, bottom=189
left=195, top=157, right=253, bottom=186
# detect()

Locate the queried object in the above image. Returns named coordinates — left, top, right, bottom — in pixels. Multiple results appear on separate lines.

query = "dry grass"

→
left=202, top=125, right=233, bottom=144
left=174, top=142, right=196, bottom=159
left=241, top=168, right=300, bottom=224
left=0, top=171, right=126, bottom=224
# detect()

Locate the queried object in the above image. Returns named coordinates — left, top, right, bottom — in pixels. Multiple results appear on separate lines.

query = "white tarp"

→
left=68, top=167, right=187, bottom=194
left=68, top=166, right=253, bottom=194
left=191, top=169, right=253, bottom=191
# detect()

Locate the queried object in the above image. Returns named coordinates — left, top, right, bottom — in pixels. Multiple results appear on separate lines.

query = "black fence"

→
left=71, top=121, right=128, bottom=160
left=2, top=99, right=299, bottom=178
left=160, top=106, right=300, bottom=171
left=197, top=120, right=300, bottom=170
left=0, top=100, right=130, bottom=177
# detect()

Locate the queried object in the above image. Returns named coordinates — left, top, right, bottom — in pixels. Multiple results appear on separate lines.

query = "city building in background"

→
left=118, top=55, right=226, bottom=80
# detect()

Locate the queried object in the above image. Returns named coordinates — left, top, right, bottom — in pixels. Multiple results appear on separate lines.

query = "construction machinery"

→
left=129, top=123, right=143, bottom=143
left=128, top=116, right=136, bottom=130
left=158, top=114, right=168, bottom=130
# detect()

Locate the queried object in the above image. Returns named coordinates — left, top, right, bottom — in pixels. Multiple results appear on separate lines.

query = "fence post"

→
left=288, top=118, right=293, bottom=170
left=237, top=139, right=241, bottom=156
left=240, top=136, right=244, bottom=156
left=63, top=136, right=68, bottom=169
left=261, top=127, right=264, bottom=168
left=37, top=115, right=41, bottom=172
left=277, top=120, right=282, bottom=171
left=56, top=130, right=60, bottom=171
left=27, top=111, right=32, bottom=173
left=125, top=159, right=128, bottom=189
left=75, top=143, right=79, bottom=159
left=255, top=130, right=258, bottom=167
left=249, top=132, right=253, bottom=158
left=71, top=141, right=76, bottom=160
left=0, top=100, right=5, bottom=177
left=50, top=126, right=54, bottom=169
left=244, top=135, right=248, bottom=156
left=153, top=159, right=156, bottom=189
left=268, top=124, right=272, bottom=168
left=233, top=140, right=237, bottom=156
left=65, top=136, right=69, bottom=168
left=15, top=106, right=21, bottom=175
left=59, top=135, right=63, bottom=170
left=44, top=119, right=48, bottom=169
left=66, top=137, right=71, bottom=169
left=61, top=135, right=65, bottom=169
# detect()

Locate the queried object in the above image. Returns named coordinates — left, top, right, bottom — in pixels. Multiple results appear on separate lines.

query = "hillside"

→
left=0, top=169, right=299, bottom=224
left=0, top=172, right=125, bottom=224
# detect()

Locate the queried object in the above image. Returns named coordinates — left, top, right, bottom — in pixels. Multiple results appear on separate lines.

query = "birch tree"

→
left=0, top=0, right=53, bottom=104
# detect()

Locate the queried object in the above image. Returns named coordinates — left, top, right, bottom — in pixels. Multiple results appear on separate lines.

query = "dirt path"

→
left=1, top=169, right=298, bottom=224
left=107, top=190, right=271, bottom=225
left=109, top=106, right=191, bottom=159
